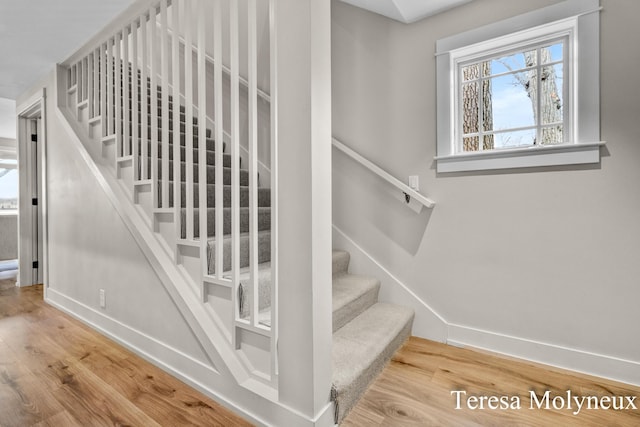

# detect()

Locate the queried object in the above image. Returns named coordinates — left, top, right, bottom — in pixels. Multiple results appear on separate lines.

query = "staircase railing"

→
left=64, top=0, right=278, bottom=388
left=332, top=137, right=436, bottom=209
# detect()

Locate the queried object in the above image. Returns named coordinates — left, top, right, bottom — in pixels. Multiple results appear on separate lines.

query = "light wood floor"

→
left=2, top=278, right=639, bottom=426
left=0, top=278, right=252, bottom=427
left=343, top=336, right=640, bottom=426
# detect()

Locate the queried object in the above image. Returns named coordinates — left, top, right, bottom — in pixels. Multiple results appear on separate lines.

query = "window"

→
left=458, top=38, right=567, bottom=152
left=0, top=164, right=18, bottom=213
left=435, top=0, right=602, bottom=173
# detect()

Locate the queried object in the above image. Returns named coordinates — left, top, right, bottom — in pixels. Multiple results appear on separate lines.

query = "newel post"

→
left=273, top=0, right=333, bottom=423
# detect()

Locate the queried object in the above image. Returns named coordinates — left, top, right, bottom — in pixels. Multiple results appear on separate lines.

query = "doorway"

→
left=17, top=92, right=47, bottom=288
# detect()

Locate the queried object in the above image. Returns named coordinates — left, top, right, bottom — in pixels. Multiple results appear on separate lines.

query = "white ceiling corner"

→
left=0, top=0, right=136, bottom=100
left=340, top=0, right=474, bottom=24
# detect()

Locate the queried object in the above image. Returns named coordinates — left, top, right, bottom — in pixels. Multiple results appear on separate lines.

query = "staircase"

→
left=62, top=2, right=415, bottom=423
left=331, top=250, right=414, bottom=423
left=124, top=66, right=275, bottom=332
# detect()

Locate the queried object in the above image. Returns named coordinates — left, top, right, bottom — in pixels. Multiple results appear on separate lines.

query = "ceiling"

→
left=340, top=0, right=473, bottom=24
left=0, top=0, right=136, bottom=100
left=0, top=0, right=472, bottom=101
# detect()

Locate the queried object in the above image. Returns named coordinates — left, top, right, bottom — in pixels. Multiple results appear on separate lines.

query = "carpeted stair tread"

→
left=332, top=250, right=350, bottom=277
left=181, top=206, right=271, bottom=238
left=332, top=274, right=380, bottom=333
left=332, top=302, right=414, bottom=423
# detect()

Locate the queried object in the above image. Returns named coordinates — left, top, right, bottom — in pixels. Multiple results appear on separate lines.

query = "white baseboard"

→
left=45, top=288, right=331, bottom=427
left=333, top=225, right=640, bottom=388
left=448, top=323, right=640, bottom=388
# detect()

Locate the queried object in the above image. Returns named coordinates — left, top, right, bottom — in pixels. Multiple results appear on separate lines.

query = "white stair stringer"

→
left=55, top=100, right=277, bottom=401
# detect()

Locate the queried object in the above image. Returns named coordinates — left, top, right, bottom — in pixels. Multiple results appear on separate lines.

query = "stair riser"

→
left=111, top=98, right=186, bottom=114
left=124, top=112, right=198, bottom=125
left=207, top=231, right=271, bottom=273
left=122, top=120, right=199, bottom=135
left=172, top=184, right=271, bottom=208
left=239, top=268, right=272, bottom=318
left=332, top=250, right=351, bottom=276
left=157, top=163, right=249, bottom=186
left=146, top=148, right=230, bottom=167
left=125, top=123, right=211, bottom=138
left=129, top=135, right=218, bottom=150
left=181, top=207, right=271, bottom=238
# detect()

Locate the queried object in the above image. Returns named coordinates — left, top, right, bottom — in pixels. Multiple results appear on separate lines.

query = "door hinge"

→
left=32, top=198, right=38, bottom=206
left=31, top=134, right=37, bottom=142
left=32, top=261, right=39, bottom=269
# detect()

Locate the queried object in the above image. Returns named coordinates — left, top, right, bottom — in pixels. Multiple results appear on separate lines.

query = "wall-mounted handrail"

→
left=332, top=137, right=436, bottom=209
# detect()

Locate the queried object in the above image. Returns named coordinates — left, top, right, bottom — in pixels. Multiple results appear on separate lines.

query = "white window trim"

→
left=435, top=0, right=603, bottom=173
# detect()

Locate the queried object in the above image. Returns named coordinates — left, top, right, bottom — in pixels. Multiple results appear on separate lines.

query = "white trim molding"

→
left=435, top=141, right=605, bottom=173
left=448, top=323, right=640, bottom=387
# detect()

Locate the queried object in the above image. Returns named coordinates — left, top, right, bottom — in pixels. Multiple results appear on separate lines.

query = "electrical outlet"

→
left=99, top=289, right=106, bottom=308
left=408, top=175, right=419, bottom=191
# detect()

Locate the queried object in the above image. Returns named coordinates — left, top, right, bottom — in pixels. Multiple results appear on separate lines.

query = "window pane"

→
left=541, top=126, right=563, bottom=145
left=461, top=81, right=479, bottom=134
left=463, top=136, right=479, bottom=152
left=483, top=135, right=495, bottom=150
left=541, top=63, right=563, bottom=125
left=489, top=71, right=537, bottom=131
left=488, top=49, right=536, bottom=75
left=0, top=169, right=18, bottom=211
left=461, top=64, right=479, bottom=81
left=492, top=128, right=536, bottom=149
left=542, top=42, right=563, bottom=63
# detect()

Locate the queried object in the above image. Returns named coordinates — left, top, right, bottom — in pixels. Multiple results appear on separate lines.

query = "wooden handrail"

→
left=332, top=138, right=436, bottom=209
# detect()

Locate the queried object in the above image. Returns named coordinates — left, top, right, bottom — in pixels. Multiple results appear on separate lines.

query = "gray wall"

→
left=0, top=214, right=17, bottom=260
left=332, top=0, right=640, bottom=385
left=17, top=74, right=212, bottom=364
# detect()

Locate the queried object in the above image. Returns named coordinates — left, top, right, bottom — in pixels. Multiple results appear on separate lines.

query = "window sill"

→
left=435, top=141, right=605, bottom=173
left=0, top=211, right=18, bottom=216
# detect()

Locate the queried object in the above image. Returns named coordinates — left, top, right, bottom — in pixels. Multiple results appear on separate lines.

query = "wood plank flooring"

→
left=343, top=336, right=640, bottom=426
left=0, top=279, right=252, bottom=427
left=3, top=277, right=639, bottom=426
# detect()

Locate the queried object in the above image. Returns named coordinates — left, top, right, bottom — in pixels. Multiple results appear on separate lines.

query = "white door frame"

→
left=16, top=89, right=48, bottom=289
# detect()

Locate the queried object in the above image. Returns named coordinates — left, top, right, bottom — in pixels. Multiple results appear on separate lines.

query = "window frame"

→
left=435, top=0, right=602, bottom=173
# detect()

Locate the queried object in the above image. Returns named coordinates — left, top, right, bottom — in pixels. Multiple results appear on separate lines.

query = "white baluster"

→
left=172, top=0, right=182, bottom=243
left=160, top=0, right=170, bottom=208
left=213, top=0, right=223, bottom=280
left=197, top=0, right=207, bottom=298
left=185, top=0, right=194, bottom=241
left=150, top=5, right=159, bottom=207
